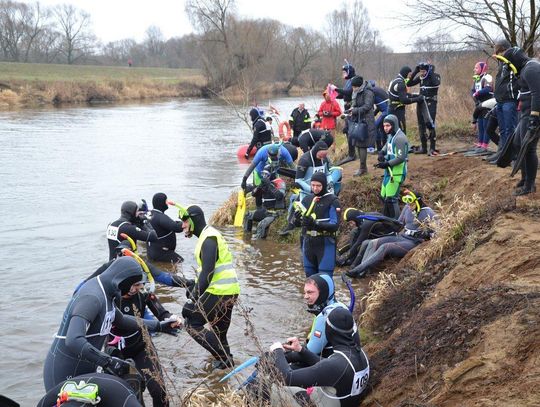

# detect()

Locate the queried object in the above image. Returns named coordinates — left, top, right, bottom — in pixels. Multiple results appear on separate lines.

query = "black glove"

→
left=414, top=95, right=425, bottom=103
left=375, top=161, right=390, bottom=169
left=241, top=176, right=248, bottom=190
left=158, top=320, right=178, bottom=336
left=377, top=151, right=385, bottom=162
left=140, top=199, right=148, bottom=212
left=105, top=356, right=131, bottom=377
left=529, top=115, right=540, bottom=132
left=302, top=216, right=316, bottom=228
left=186, top=282, right=197, bottom=301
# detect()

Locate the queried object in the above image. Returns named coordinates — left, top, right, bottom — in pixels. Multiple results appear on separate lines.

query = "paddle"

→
left=233, top=189, right=246, bottom=227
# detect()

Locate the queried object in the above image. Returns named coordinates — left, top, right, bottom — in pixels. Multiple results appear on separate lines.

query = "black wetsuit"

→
left=289, top=107, right=312, bottom=144
left=298, top=129, right=334, bottom=153
left=112, top=292, right=172, bottom=407
left=107, top=202, right=158, bottom=261
left=409, top=65, right=441, bottom=152
left=504, top=48, right=540, bottom=192
left=38, top=373, right=142, bottom=407
left=272, top=308, right=369, bottom=407
left=387, top=69, right=421, bottom=132
left=246, top=109, right=272, bottom=156
left=148, top=193, right=183, bottom=263
left=43, top=258, right=162, bottom=391
left=296, top=174, right=340, bottom=277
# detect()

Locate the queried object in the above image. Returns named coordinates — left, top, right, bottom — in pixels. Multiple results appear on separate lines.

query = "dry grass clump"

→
left=211, top=190, right=242, bottom=226
left=360, top=272, right=402, bottom=327
left=0, top=89, right=19, bottom=107
left=407, top=194, right=484, bottom=272
left=182, top=385, right=248, bottom=407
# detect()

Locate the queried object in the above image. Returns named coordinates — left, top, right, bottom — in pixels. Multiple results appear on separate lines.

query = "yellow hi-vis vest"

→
left=194, top=225, right=240, bottom=296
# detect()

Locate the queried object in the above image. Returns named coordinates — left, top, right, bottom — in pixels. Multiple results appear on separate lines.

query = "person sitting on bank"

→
left=298, top=128, right=334, bottom=153
left=346, top=190, right=436, bottom=278
left=268, top=307, right=370, bottom=407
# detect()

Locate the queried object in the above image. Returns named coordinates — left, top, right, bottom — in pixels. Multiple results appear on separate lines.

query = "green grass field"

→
left=0, top=61, right=203, bottom=84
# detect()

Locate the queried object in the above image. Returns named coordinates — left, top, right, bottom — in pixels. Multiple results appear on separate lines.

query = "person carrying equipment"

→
left=294, top=172, right=340, bottom=277
left=148, top=192, right=184, bottom=263
left=387, top=66, right=424, bottom=133
left=409, top=62, right=441, bottom=155
left=346, top=190, right=436, bottom=278
left=497, top=46, right=540, bottom=196
left=107, top=201, right=158, bottom=261
left=43, top=257, right=178, bottom=390
left=179, top=205, right=240, bottom=369
left=374, top=114, right=409, bottom=219
left=245, top=107, right=273, bottom=158
left=267, top=307, right=369, bottom=407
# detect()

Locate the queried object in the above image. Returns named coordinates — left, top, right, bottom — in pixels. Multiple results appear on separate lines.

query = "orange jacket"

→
left=317, top=99, right=342, bottom=130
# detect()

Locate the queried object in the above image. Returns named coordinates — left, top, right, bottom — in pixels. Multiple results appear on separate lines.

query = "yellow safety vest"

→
left=194, top=226, right=240, bottom=296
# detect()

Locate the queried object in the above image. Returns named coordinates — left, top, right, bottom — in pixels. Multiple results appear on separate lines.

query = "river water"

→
left=0, top=96, right=364, bottom=405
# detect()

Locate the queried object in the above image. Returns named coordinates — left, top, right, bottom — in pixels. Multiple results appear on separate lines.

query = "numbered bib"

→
left=106, top=225, right=119, bottom=241
left=351, top=370, right=369, bottom=396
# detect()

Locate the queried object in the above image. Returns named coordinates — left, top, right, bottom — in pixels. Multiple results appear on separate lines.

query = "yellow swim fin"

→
left=233, top=189, right=246, bottom=227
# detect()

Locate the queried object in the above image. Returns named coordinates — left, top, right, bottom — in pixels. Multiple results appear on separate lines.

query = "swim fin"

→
left=233, top=189, right=246, bottom=227
left=510, top=129, right=540, bottom=177
left=496, top=127, right=518, bottom=168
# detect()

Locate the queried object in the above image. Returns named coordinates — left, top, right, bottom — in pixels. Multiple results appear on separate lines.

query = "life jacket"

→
left=194, top=226, right=240, bottom=296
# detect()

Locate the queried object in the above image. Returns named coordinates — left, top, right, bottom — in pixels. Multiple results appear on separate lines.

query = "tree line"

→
left=1, top=0, right=538, bottom=94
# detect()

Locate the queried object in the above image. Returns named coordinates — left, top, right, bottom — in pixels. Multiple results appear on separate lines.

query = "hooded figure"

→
left=387, top=66, right=424, bottom=133
left=408, top=62, right=441, bottom=154
left=148, top=192, right=184, bottom=263
left=43, top=257, right=170, bottom=390
left=350, top=76, right=375, bottom=175
left=245, top=107, right=272, bottom=158
left=335, top=63, right=356, bottom=108
left=107, top=201, right=158, bottom=261
left=296, top=171, right=341, bottom=277
left=180, top=205, right=240, bottom=369
left=271, top=306, right=369, bottom=407
left=500, top=47, right=540, bottom=195
left=375, top=114, right=409, bottom=219
left=295, top=140, right=329, bottom=193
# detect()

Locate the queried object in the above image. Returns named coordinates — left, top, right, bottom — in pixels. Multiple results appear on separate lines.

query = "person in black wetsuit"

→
left=387, top=66, right=424, bottom=134
left=269, top=307, right=369, bottom=407
left=298, top=129, right=334, bottom=153
left=179, top=205, right=240, bottom=369
left=288, top=103, right=312, bottom=145
left=148, top=192, right=184, bottom=263
left=109, top=280, right=182, bottom=406
left=245, top=108, right=273, bottom=158
left=408, top=62, right=441, bottom=155
left=500, top=46, right=540, bottom=196
left=294, top=172, right=340, bottom=277
left=43, top=257, right=177, bottom=391
left=38, top=373, right=142, bottom=407
left=107, top=201, right=158, bottom=261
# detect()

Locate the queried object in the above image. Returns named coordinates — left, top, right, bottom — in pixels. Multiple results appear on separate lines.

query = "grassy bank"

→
left=0, top=62, right=206, bottom=108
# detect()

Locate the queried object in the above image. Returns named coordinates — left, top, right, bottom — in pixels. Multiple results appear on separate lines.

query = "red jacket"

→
left=317, top=99, right=342, bottom=130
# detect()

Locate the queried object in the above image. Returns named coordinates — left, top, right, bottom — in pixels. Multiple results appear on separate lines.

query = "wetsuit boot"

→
left=337, top=134, right=357, bottom=165
left=428, top=129, right=438, bottom=155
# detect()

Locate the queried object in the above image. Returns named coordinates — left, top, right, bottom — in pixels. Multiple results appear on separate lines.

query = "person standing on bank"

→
left=349, top=75, right=375, bottom=176
left=289, top=103, right=312, bottom=146
left=408, top=62, right=441, bottom=155
left=387, top=66, right=424, bottom=133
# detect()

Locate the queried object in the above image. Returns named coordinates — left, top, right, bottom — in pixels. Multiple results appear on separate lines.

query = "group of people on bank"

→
left=468, top=39, right=539, bottom=196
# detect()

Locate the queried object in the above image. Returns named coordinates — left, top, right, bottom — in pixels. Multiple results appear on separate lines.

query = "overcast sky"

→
left=29, top=0, right=421, bottom=52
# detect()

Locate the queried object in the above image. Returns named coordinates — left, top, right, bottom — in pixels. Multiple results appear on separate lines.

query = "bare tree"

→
left=324, top=0, right=380, bottom=72
left=405, top=0, right=540, bottom=56
left=144, top=25, right=165, bottom=59
left=0, top=0, right=29, bottom=61
left=282, top=27, right=322, bottom=93
left=53, top=3, right=95, bottom=64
